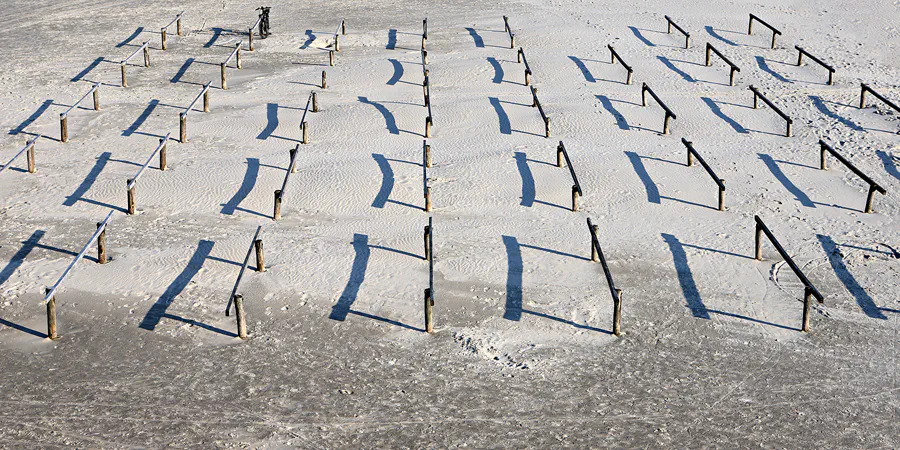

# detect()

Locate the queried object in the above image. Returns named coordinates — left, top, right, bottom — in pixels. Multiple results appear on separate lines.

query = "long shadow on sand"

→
left=221, top=158, right=260, bottom=215
left=9, top=100, right=54, bottom=135
left=758, top=154, right=814, bottom=207
left=488, top=97, right=512, bottom=134
left=359, top=97, right=399, bottom=135
left=625, top=151, right=661, bottom=204
left=818, top=234, right=888, bottom=319
left=513, top=152, right=536, bottom=207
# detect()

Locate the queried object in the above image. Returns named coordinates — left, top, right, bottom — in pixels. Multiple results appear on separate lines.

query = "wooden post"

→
left=424, top=225, right=431, bottom=261
left=341, top=20, right=346, bottom=35
left=517, top=48, right=523, bottom=63
left=591, top=225, right=599, bottom=262
left=525, top=69, right=532, bottom=86
left=46, top=289, right=58, bottom=340
left=248, top=29, right=254, bottom=51
left=312, top=92, right=319, bottom=112
left=865, top=185, right=878, bottom=213
left=221, top=63, right=227, bottom=90
left=322, top=71, right=327, bottom=89
left=203, top=90, right=210, bottom=112
left=121, top=64, right=127, bottom=87
left=786, top=121, right=793, bottom=138
left=302, top=121, right=309, bottom=144
left=273, top=190, right=282, bottom=220
left=425, top=143, right=432, bottom=168
left=510, top=33, right=515, bottom=49
left=423, top=50, right=428, bottom=64
left=159, top=138, right=167, bottom=170
left=329, top=51, right=335, bottom=67
left=571, top=185, right=579, bottom=212
left=93, top=87, right=100, bottom=111
left=544, top=117, right=551, bottom=138
left=718, top=184, right=725, bottom=211
left=60, top=115, right=68, bottom=143
left=143, top=45, right=150, bottom=67
left=424, top=288, right=434, bottom=333
left=557, top=143, right=564, bottom=168
left=425, top=187, right=432, bottom=212
left=236, top=45, right=242, bottom=69
left=754, top=225, right=763, bottom=260
left=752, top=91, right=758, bottom=109
left=425, top=117, right=432, bottom=138
left=531, top=87, right=538, bottom=107
left=612, top=289, right=622, bottom=336
left=179, top=113, right=187, bottom=143
left=254, top=239, right=265, bottom=272
left=663, top=114, right=672, bottom=135
left=176, top=15, right=182, bottom=36
left=801, top=287, right=812, bottom=332
left=97, top=222, right=108, bottom=264
left=335, top=34, right=340, bottom=52
left=859, top=86, right=867, bottom=109
left=26, top=144, right=35, bottom=173
left=127, top=179, right=136, bottom=215
left=234, top=294, right=248, bottom=339
left=161, top=28, right=167, bottom=50
left=290, top=147, right=298, bottom=173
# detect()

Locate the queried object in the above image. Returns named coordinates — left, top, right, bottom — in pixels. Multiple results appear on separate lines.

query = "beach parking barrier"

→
left=754, top=215, right=824, bottom=332
left=859, top=84, right=900, bottom=134
left=225, top=225, right=264, bottom=328
left=333, top=19, right=346, bottom=51
left=503, top=15, right=516, bottom=48
left=422, top=18, right=428, bottom=49
left=641, top=83, right=676, bottom=134
left=748, top=14, right=781, bottom=49
left=329, top=50, right=335, bottom=66
left=273, top=145, right=299, bottom=220
left=423, top=148, right=432, bottom=212
left=120, top=41, right=151, bottom=88
left=220, top=42, right=244, bottom=90
left=424, top=216, right=434, bottom=333
left=607, top=45, right=633, bottom=85
left=795, top=46, right=834, bottom=85
left=705, top=43, right=740, bottom=86
left=557, top=141, right=583, bottom=211
left=423, top=217, right=432, bottom=261
left=299, top=91, right=317, bottom=144
left=179, top=82, right=212, bottom=143
left=41, top=210, right=115, bottom=339
left=423, top=139, right=432, bottom=168
left=681, top=138, right=726, bottom=211
left=0, top=136, right=40, bottom=176
left=587, top=217, right=623, bottom=336
left=517, top=47, right=533, bottom=85
left=322, top=70, right=327, bottom=89
left=818, top=140, right=885, bottom=213
left=664, top=15, right=691, bottom=48
left=60, top=83, right=101, bottom=143
left=749, top=85, right=792, bottom=137
left=425, top=93, right=433, bottom=138
left=125, top=133, right=172, bottom=215
left=530, top=87, right=551, bottom=138
left=160, top=11, right=184, bottom=50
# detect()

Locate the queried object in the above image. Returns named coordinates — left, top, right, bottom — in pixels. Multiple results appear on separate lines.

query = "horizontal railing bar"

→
left=121, top=41, right=149, bottom=64
left=334, top=19, right=344, bottom=38
left=183, top=82, right=212, bottom=116
left=127, top=133, right=172, bottom=189
left=587, top=218, right=619, bottom=301
left=860, top=84, right=900, bottom=113
left=250, top=16, right=263, bottom=31
left=162, top=12, right=184, bottom=30
left=428, top=217, right=434, bottom=292
left=607, top=45, right=632, bottom=72
left=795, top=46, right=834, bottom=73
left=300, top=91, right=314, bottom=124
left=706, top=43, right=739, bottom=71
left=819, top=140, right=885, bottom=193
left=749, top=14, right=781, bottom=35
left=755, top=216, right=823, bottom=302
left=664, top=15, right=690, bottom=37
left=43, top=210, right=115, bottom=303
left=0, top=136, right=39, bottom=176
left=519, top=47, right=530, bottom=72
left=559, top=141, right=582, bottom=195
left=226, top=225, right=263, bottom=315
left=642, top=83, right=676, bottom=118
left=61, top=83, right=101, bottom=118
left=280, top=144, right=300, bottom=197
left=223, top=42, right=242, bottom=65
left=681, top=139, right=725, bottom=189
left=749, top=85, right=790, bottom=121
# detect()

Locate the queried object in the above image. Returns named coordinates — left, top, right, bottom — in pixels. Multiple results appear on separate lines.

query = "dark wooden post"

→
left=591, top=225, right=599, bottom=262
left=121, top=64, right=128, bottom=87
left=571, top=185, right=579, bottom=212
left=424, top=288, right=434, bottom=333
left=273, top=190, right=282, bottom=220
left=161, top=28, right=167, bottom=50
left=254, top=239, right=265, bottom=272
left=221, top=63, right=227, bottom=90
left=179, top=113, right=187, bottom=143
left=143, top=45, right=150, bottom=67
left=203, top=90, right=210, bottom=112
left=234, top=294, right=248, bottom=339
left=329, top=51, right=335, bottom=66
left=127, top=179, right=136, bottom=215
left=159, top=138, right=167, bottom=170
left=322, top=71, right=327, bottom=89
left=45, top=288, right=58, bottom=340
left=60, top=114, right=68, bottom=143
left=754, top=224, right=763, bottom=260
left=801, top=287, right=813, bottom=332
left=93, top=87, right=100, bottom=111
left=557, top=143, right=564, bottom=167
left=97, top=222, right=108, bottom=264
left=424, top=224, right=431, bottom=261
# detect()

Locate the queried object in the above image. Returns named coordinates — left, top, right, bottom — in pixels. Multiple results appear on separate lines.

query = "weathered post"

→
left=26, top=143, right=35, bottom=173
left=424, top=142, right=432, bottom=168
left=220, top=63, right=227, bottom=90
left=801, top=287, right=813, bottom=332
left=424, top=288, right=434, bottom=333
left=312, top=92, right=319, bottom=112
left=97, top=222, right=108, bottom=264
left=424, top=224, right=431, bottom=261
left=612, top=289, right=623, bottom=336
left=591, top=224, right=599, bottom=262
left=121, top=63, right=128, bottom=87
left=143, top=44, right=150, bottom=67
left=248, top=28, right=254, bottom=51
left=254, top=239, right=265, bottom=272
left=571, top=185, right=579, bottom=212
left=322, top=71, right=327, bottom=89
left=425, top=116, right=433, bottom=138
left=557, top=143, right=564, bottom=168
left=234, top=294, right=248, bottom=339
left=425, top=186, right=432, bottom=212
left=126, top=179, right=136, bottom=215
left=93, top=87, right=100, bottom=111
left=45, top=288, right=58, bottom=340
left=273, top=190, right=282, bottom=220
left=179, top=113, right=187, bottom=143
left=302, top=121, right=309, bottom=144
left=203, top=90, right=209, bottom=112
left=329, top=50, right=335, bottom=66
left=159, top=138, right=167, bottom=170
left=60, top=114, right=68, bottom=143
left=161, top=28, right=168, bottom=50
left=236, top=45, right=242, bottom=69
left=176, top=15, right=182, bottom=36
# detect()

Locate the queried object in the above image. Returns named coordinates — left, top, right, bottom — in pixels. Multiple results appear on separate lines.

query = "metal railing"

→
left=125, top=133, right=172, bottom=214
left=160, top=11, right=184, bottom=50
left=60, top=83, right=101, bottom=142
left=517, top=47, right=533, bottom=86
left=120, top=41, right=150, bottom=87
left=0, top=136, right=39, bottom=176
left=300, top=91, right=318, bottom=144
left=179, top=82, right=212, bottom=143
left=220, top=42, right=244, bottom=90
left=274, top=145, right=299, bottom=220
left=530, top=87, right=550, bottom=138
left=818, top=140, right=886, bottom=213
left=503, top=15, right=516, bottom=48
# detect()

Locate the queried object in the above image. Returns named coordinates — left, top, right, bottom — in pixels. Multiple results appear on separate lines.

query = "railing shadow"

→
left=122, top=100, right=159, bottom=136
left=755, top=56, right=792, bottom=83
left=597, top=95, right=630, bottom=130
left=487, top=57, right=505, bottom=84
left=116, top=27, right=145, bottom=47
left=257, top=103, right=279, bottom=140
left=818, top=234, right=888, bottom=319
left=488, top=97, right=512, bottom=135
left=876, top=150, right=900, bottom=182
left=371, top=153, right=394, bottom=209
left=9, top=99, right=54, bottom=135
left=568, top=56, right=595, bottom=83
left=701, top=97, right=749, bottom=134
left=513, top=152, right=535, bottom=207
left=465, top=27, right=485, bottom=48
left=502, top=235, right=523, bottom=321
left=330, top=234, right=370, bottom=321
left=387, top=59, right=404, bottom=85
left=809, top=95, right=864, bottom=131
left=359, top=96, right=400, bottom=135
left=221, top=158, right=260, bottom=215
left=758, top=153, right=815, bottom=207
left=705, top=26, right=739, bottom=46
left=625, top=151, right=661, bottom=204
left=657, top=55, right=695, bottom=82
left=662, top=233, right=712, bottom=319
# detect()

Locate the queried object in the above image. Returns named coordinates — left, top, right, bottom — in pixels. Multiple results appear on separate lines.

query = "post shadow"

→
left=502, top=235, right=523, bottom=321
left=487, top=57, right=505, bottom=84
left=371, top=154, right=394, bottom=208
left=72, top=57, right=106, bottom=82
left=568, top=56, right=595, bottom=83
left=662, top=234, right=711, bottom=319
left=359, top=97, right=399, bottom=134
left=139, top=240, right=215, bottom=331
left=300, top=30, right=315, bottom=49
left=9, top=99, right=54, bottom=135
left=122, top=100, right=159, bottom=137
left=520, top=243, right=590, bottom=261
left=701, top=97, right=748, bottom=133
left=758, top=153, right=815, bottom=207
left=0, top=230, right=45, bottom=286
left=257, top=103, right=279, bottom=140
left=488, top=97, right=512, bottom=135
left=221, top=158, right=260, bottom=215
left=204, top=27, right=224, bottom=48
left=876, top=150, right=900, bottom=181
left=64, top=152, right=111, bottom=207
left=809, top=96, right=863, bottom=131
left=513, top=152, right=536, bottom=207
left=705, top=26, right=738, bottom=46
left=596, top=95, right=630, bottom=130
left=170, top=58, right=195, bottom=84
left=818, top=235, right=887, bottom=319
left=387, top=59, right=404, bottom=85
left=330, top=234, right=370, bottom=321
left=386, top=29, right=397, bottom=49
left=117, top=27, right=145, bottom=47
left=465, top=27, right=484, bottom=48
left=0, top=317, right=45, bottom=338
left=628, top=26, right=655, bottom=47
left=755, top=56, right=791, bottom=83
left=625, top=151, right=661, bottom=204
left=657, top=55, right=695, bottom=82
